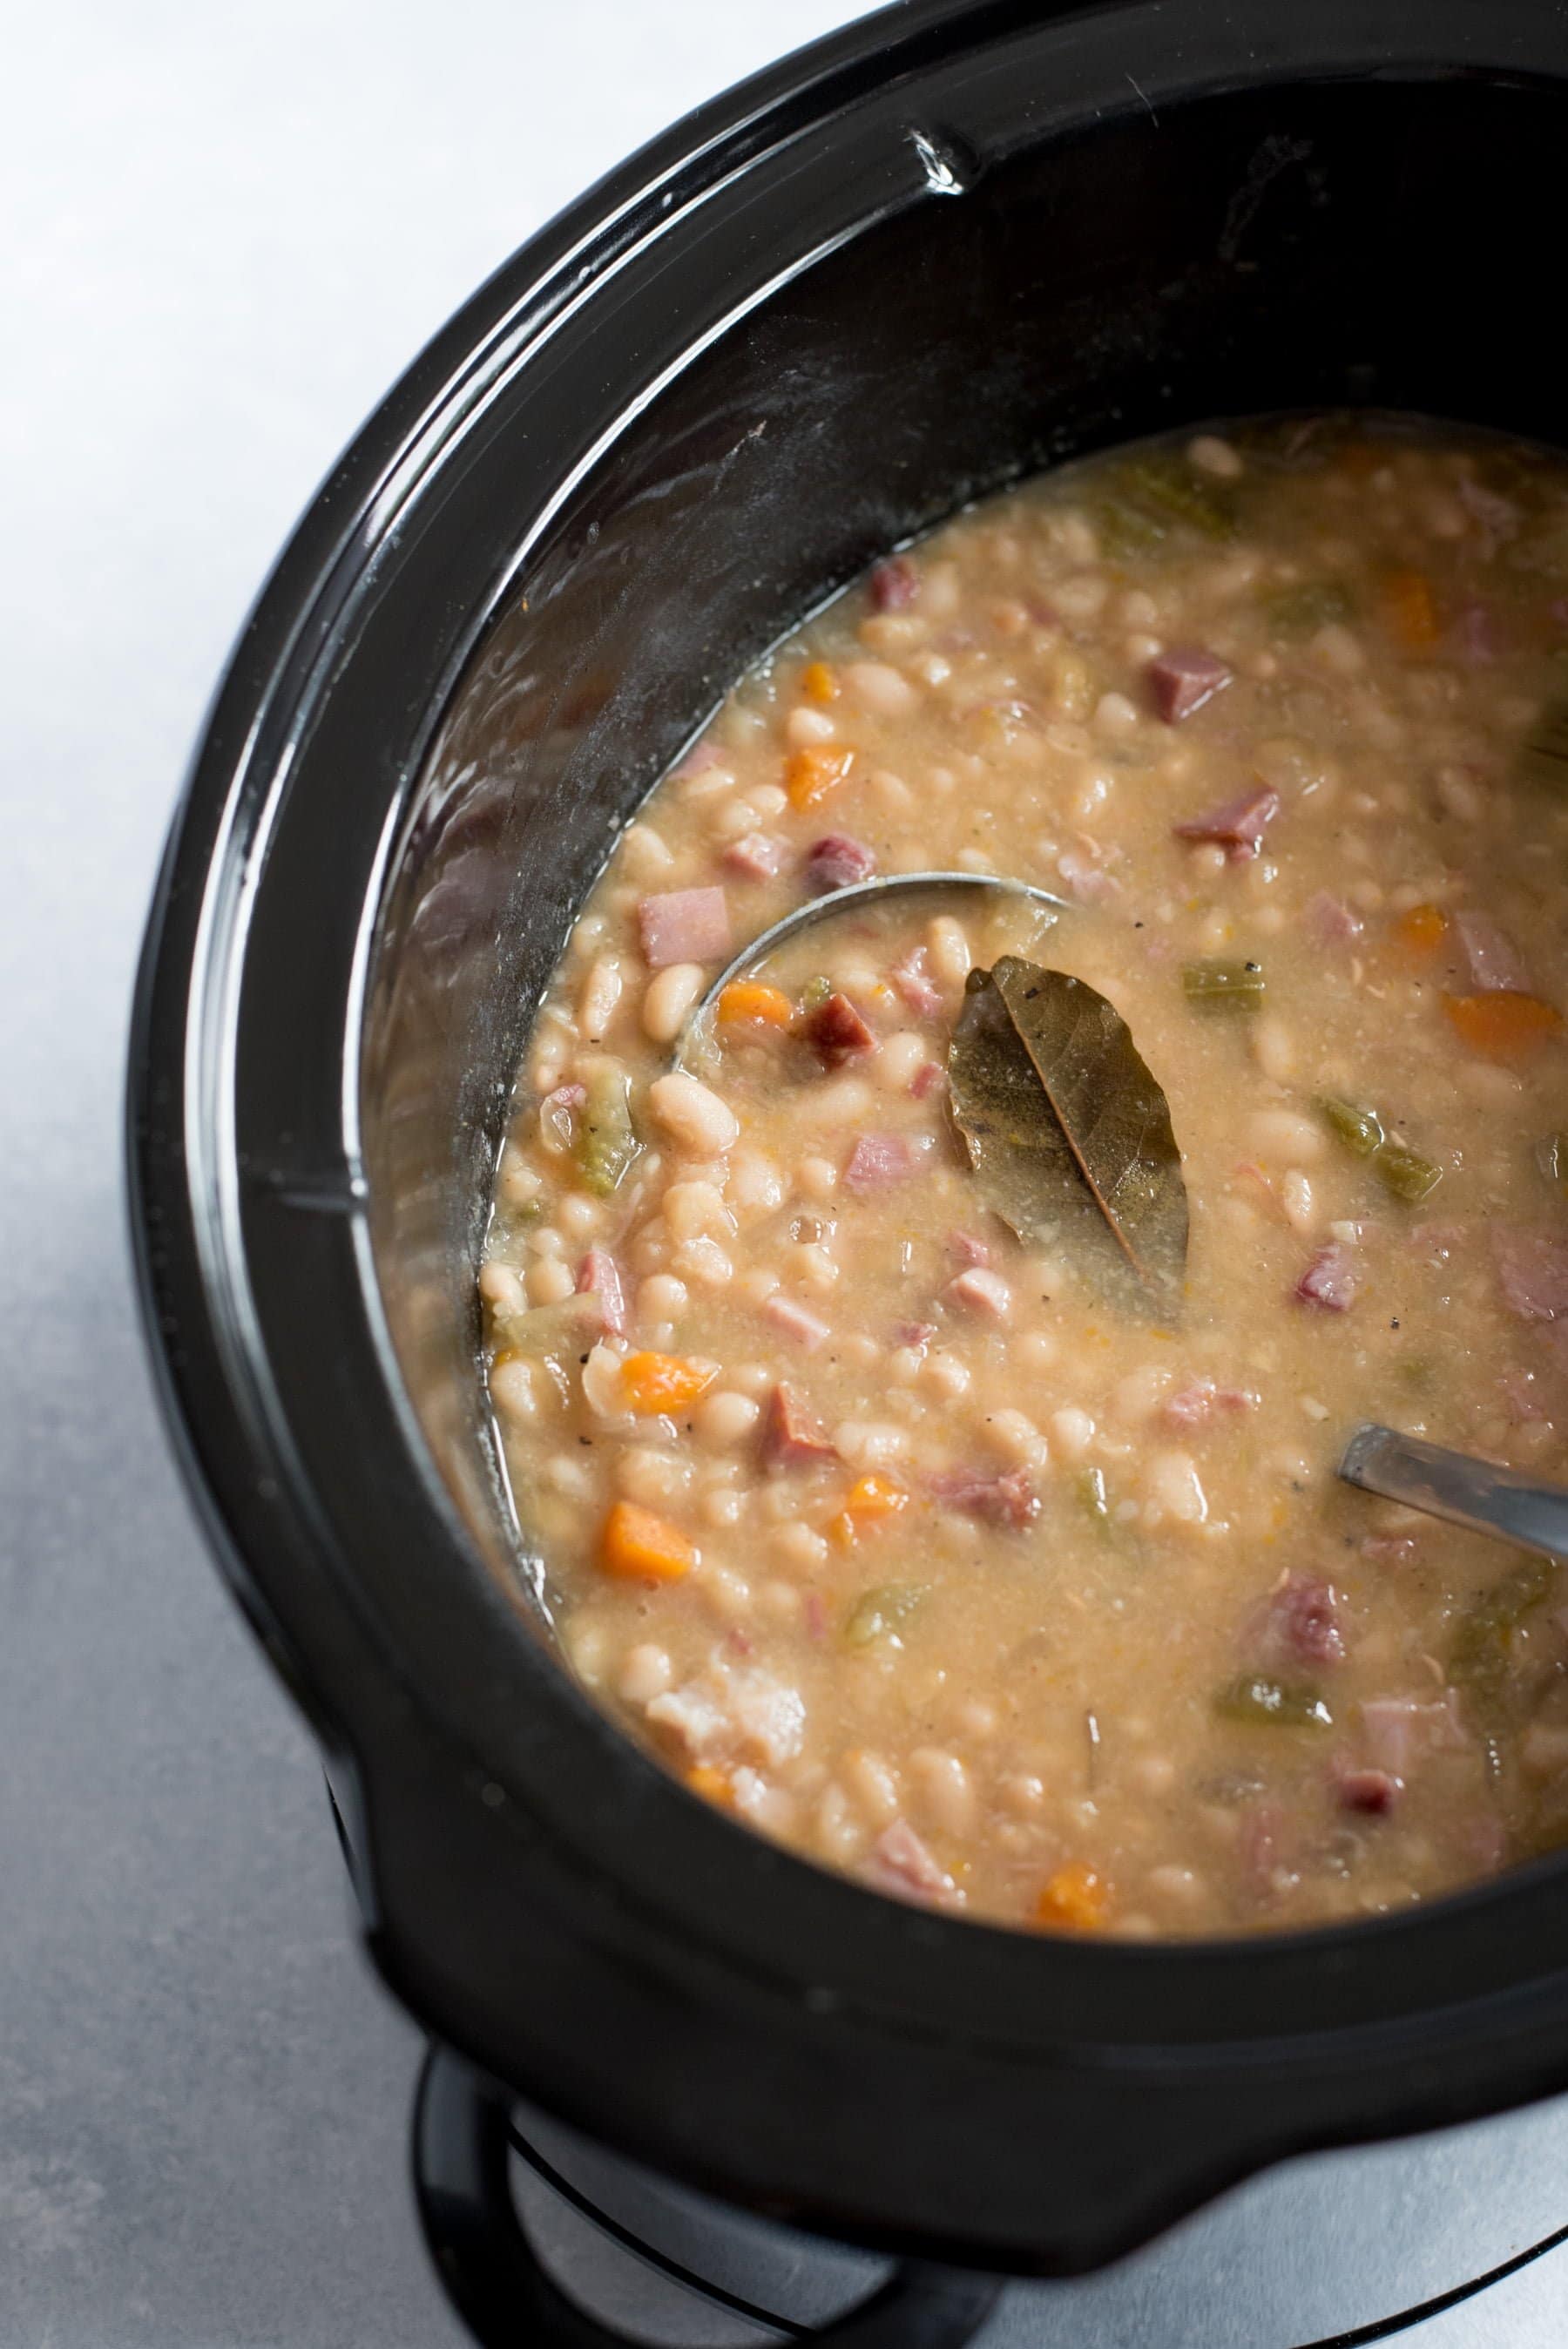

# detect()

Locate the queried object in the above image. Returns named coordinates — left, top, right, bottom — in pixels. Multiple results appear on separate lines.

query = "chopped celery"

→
left=1450, top=1555, right=1558, bottom=1696
left=1261, top=579, right=1355, bottom=633
left=1090, top=493, right=1169, bottom=562
left=1182, top=958, right=1266, bottom=1013
left=1374, top=1143, right=1443, bottom=1203
left=1320, top=1097, right=1385, bottom=1157
left=801, top=974, right=834, bottom=1013
left=843, top=1584, right=927, bottom=1648
left=494, top=1293, right=598, bottom=1354
left=1213, top=1673, right=1333, bottom=1729
left=577, top=1064, right=639, bottom=1197
left=1117, top=454, right=1236, bottom=541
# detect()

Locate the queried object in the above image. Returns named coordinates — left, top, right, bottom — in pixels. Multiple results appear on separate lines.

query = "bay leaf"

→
left=946, top=957, right=1187, bottom=1323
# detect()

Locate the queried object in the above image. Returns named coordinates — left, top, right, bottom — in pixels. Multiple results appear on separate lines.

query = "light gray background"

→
left=2, top=3, right=1566, bottom=2341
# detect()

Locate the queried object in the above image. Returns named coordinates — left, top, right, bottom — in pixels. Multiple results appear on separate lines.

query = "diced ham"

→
left=1173, top=785, right=1281, bottom=862
left=909, top=1059, right=945, bottom=1100
left=803, top=991, right=878, bottom=1066
left=945, top=1229, right=990, bottom=1268
left=1302, top=890, right=1364, bottom=947
left=1452, top=603, right=1502, bottom=666
left=763, top=1295, right=832, bottom=1351
left=1056, top=844, right=1122, bottom=904
left=926, top=1465, right=1039, bottom=1528
left=576, top=1249, right=627, bottom=1337
left=541, top=1081, right=587, bottom=1112
left=1499, top=1366, right=1552, bottom=1423
left=646, top=1659, right=806, bottom=1771
left=1362, top=1534, right=1418, bottom=1566
left=866, top=1818, right=959, bottom=1907
left=843, top=1134, right=916, bottom=1193
left=1147, top=645, right=1232, bottom=722
left=804, top=834, right=876, bottom=895
left=1360, top=1693, right=1468, bottom=1777
left=638, top=886, right=732, bottom=969
left=1492, top=1227, right=1568, bottom=1323
left=1238, top=1802, right=1287, bottom=1905
left=1161, top=1380, right=1260, bottom=1432
left=761, top=1382, right=837, bottom=1468
left=1254, top=1573, right=1346, bottom=1669
left=1453, top=909, right=1531, bottom=994
left=803, top=1590, right=828, bottom=1642
left=1337, top=1767, right=1401, bottom=1816
left=672, top=739, right=724, bottom=781
left=1456, top=475, right=1520, bottom=555
left=869, top=556, right=919, bottom=611
left=891, top=945, right=943, bottom=1019
left=538, top=1083, right=587, bottom=1151
left=1294, top=1243, right=1358, bottom=1311
left=892, top=1320, right=937, bottom=1351
left=943, top=1267, right=1011, bottom=1318
left=724, top=831, right=788, bottom=882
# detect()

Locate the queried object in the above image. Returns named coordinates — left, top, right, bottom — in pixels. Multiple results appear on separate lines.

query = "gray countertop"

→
left=3, top=3, right=1566, bottom=2342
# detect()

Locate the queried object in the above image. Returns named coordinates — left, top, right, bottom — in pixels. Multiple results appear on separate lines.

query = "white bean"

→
left=843, top=660, right=920, bottom=719
left=641, top=961, right=705, bottom=1044
left=926, top=915, right=972, bottom=986
left=527, top=1256, right=578, bottom=1307
left=1248, top=1107, right=1326, bottom=1162
left=648, top=1072, right=740, bottom=1155
left=1050, top=1406, right=1096, bottom=1460
left=910, top=1749, right=977, bottom=1838
left=617, top=1644, right=673, bottom=1704
left=663, top=1180, right=736, bottom=1244
left=1145, top=1449, right=1208, bottom=1526
left=693, top=1390, right=761, bottom=1448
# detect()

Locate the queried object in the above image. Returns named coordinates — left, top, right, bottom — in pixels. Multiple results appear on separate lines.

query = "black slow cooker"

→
left=128, top=0, right=1568, bottom=2302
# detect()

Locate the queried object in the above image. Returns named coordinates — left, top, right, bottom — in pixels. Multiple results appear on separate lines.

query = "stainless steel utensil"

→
left=1339, top=1421, right=1568, bottom=1562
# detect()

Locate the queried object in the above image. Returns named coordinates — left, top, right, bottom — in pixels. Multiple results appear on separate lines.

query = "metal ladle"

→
left=1339, top=1422, right=1568, bottom=1563
left=672, top=870, right=1068, bottom=1069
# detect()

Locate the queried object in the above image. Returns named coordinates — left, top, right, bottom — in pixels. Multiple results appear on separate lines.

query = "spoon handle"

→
left=1339, top=1422, right=1568, bottom=1562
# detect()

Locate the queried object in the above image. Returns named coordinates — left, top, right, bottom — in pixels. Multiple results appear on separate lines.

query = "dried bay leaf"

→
left=946, top=957, right=1188, bottom=1323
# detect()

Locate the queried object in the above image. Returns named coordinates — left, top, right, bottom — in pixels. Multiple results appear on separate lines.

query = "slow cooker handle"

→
left=413, top=2043, right=1002, bottom=2346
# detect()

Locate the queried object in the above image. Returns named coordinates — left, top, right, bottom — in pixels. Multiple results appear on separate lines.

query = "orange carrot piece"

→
left=1392, top=902, right=1449, bottom=954
left=845, top=1472, right=909, bottom=1520
left=786, top=744, right=855, bottom=809
left=1443, top=991, right=1563, bottom=1059
left=718, top=980, right=794, bottom=1029
left=828, top=1511, right=859, bottom=1551
left=801, top=660, right=839, bottom=704
left=599, top=1499, right=697, bottom=1582
left=1036, top=1862, right=1110, bottom=1933
left=620, top=1351, right=719, bottom=1414
left=1381, top=568, right=1440, bottom=653
left=686, top=1764, right=733, bottom=1806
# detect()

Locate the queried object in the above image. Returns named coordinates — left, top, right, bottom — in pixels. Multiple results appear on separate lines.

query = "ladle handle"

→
left=1339, top=1422, right=1568, bottom=1562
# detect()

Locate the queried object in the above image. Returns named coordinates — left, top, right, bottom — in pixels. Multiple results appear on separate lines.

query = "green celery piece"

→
left=1091, top=493, right=1169, bottom=562
left=1374, top=1142, right=1443, bottom=1203
left=577, top=1064, right=639, bottom=1198
left=1118, top=454, right=1236, bottom=541
left=1213, top=1673, right=1333, bottom=1729
left=1261, top=579, right=1355, bottom=633
left=1320, top=1096, right=1385, bottom=1157
left=843, top=1584, right=926, bottom=1648
left=800, top=974, right=834, bottom=1013
left=1182, top=959, right=1266, bottom=1014
left=1450, top=1555, right=1559, bottom=1697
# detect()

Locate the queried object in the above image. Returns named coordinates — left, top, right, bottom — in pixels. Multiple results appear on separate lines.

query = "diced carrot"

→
left=828, top=1511, right=859, bottom=1551
left=1443, top=991, right=1563, bottom=1059
left=1392, top=902, right=1449, bottom=954
left=686, top=1764, right=733, bottom=1806
left=1380, top=568, right=1440, bottom=653
left=801, top=660, right=839, bottom=704
left=786, top=745, right=855, bottom=809
left=599, top=1499, right=697, bottom=1583
left=718, top=980, right=794, bottom=1029
left=846, top=1472, right=909, bottom=1520
left=1036, top=1862, right=1110, bottom=1933
left=620, top=1351, right=719, bottom=1414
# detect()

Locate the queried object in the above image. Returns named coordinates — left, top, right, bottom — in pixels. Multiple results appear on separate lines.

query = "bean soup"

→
left=479, top=416, right=1568, bottom=1937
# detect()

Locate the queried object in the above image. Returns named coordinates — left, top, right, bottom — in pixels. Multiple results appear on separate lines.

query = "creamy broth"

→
left=480, top=416, right=1568, bottom=1937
